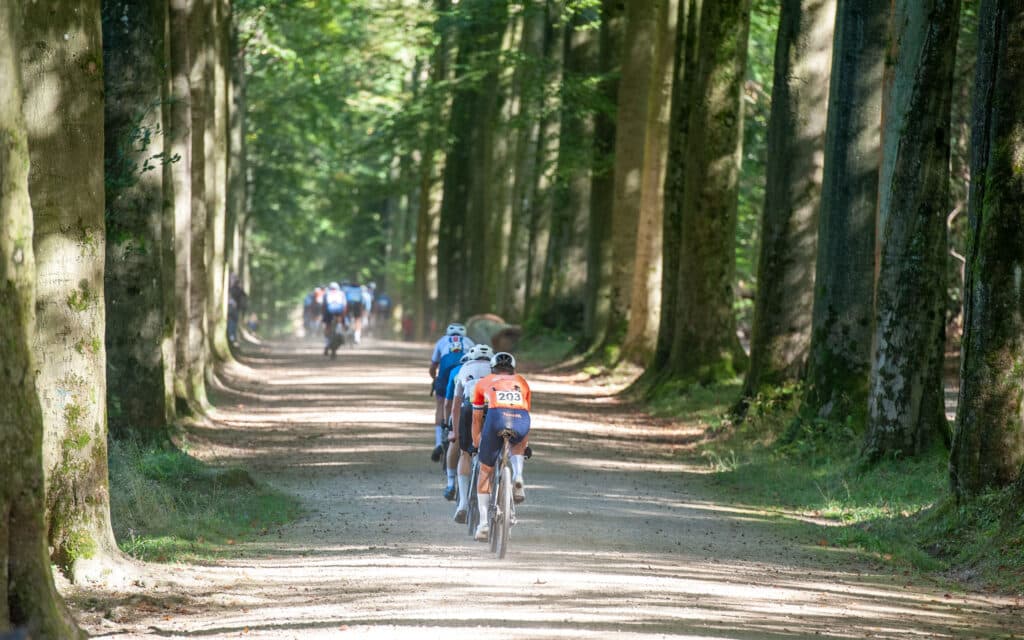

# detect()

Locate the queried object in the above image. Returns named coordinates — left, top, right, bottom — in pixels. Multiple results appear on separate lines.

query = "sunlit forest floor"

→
left=66, top=338, right=1021, bottom=639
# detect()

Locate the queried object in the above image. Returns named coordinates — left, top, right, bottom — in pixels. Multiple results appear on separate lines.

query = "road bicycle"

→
left=487, top=428, right=517, bottom=559
left=466, top=454, right=480, bottom=536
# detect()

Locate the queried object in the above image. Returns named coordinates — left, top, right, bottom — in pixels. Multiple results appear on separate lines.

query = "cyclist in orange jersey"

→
left=471, top=352, right=530, bottom=541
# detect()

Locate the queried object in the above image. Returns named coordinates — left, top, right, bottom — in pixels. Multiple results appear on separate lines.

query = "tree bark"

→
left=950, top=0, right=1024, bottom=498
left=169, top=0, right=193, bottom=411
left=21, top=0, right=121, bottom=580
left=622, top=0, right=678, bottom=363
left=602, top=0, right=659, bottom=354
left=863, top=0, right=960, bottom=461
left=651, top=0, right=700, bottom=375
left=0, top=3, right=84, bottom=634
left=743, top=0, right=835, bottom=397
left=102, top=0, right=174, bottom=442
left=803, top=0, right=888, bottom=422
left=666, top=0, right=751, bottom=383
left=206, top=0, right=231, bottom=364
left=188, top=0, right=212, bottom=407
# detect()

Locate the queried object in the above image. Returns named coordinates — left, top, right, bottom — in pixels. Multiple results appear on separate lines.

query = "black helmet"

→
left=490, top=352, right=516, bottom=372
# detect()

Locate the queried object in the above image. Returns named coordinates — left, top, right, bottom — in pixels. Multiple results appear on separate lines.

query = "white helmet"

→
left=470, top=344, right=494, bottom=361
left=328, top=281, right=340, bottom=290
left=446, top=323, right=467, bottom=337
left=490, top=352, right=516, bottom=371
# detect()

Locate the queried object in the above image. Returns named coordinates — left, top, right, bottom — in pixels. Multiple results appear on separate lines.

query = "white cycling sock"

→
left=457, top=474, right=470, bottom=509
left=511, top=454, right=525, bottom=481
left=477, top=493, right=489, bottom=525
left=445, top=468, right=455, bottom=485
left=434, top=425, right=443, bottom=447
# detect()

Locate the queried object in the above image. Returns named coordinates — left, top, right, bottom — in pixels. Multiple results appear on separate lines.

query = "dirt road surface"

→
left=74, top=339, right=1022, bottom=639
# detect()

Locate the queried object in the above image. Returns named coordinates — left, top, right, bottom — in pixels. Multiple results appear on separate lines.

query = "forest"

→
left=2, top=0, right=1023, bottom=637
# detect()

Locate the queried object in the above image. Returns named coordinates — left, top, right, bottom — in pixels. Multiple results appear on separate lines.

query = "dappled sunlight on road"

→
left=79, top=338, right=1022, bottom=640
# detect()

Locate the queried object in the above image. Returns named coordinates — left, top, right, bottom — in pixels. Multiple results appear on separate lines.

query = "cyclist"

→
left=321, top=282, right=347, bottom=355
left=449, top=343, right=495, bottom=523
left=343, top=281, right=365, bottom=344
left=471, top=352, right=531, bottom=541
left=429, top=323, right=475, bottom=461
left=441, top=352, right=471, bottom=501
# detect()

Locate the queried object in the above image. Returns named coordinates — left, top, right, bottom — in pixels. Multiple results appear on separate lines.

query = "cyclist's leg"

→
left=454, top=402, right=473, bottom=519
left=474, top=411, right=504, bottom=538
left=430, top=393, right=446, bottom=461
left=443, top=428, right=458, bottom=499
left=505, top=411, right=531, bottom=501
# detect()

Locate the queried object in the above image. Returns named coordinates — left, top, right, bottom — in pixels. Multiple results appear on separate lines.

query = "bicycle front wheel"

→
left=495, top=464, right=512, bottom=559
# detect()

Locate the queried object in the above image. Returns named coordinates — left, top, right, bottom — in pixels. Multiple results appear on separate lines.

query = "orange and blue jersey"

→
left=472, top=374, right=532, bottom=412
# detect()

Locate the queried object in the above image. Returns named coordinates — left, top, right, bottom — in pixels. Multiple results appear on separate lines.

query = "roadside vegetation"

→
left=656, top=383, right=1024, bottom=593
left=108, top=440, right=302, bottom=563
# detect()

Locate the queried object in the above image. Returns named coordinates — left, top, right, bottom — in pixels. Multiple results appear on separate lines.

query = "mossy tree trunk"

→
left=742, top=0, right=835, bottom=398
left=803, top=0, right=888, bottom=423
left=0, top=4, right=84, bottom=634
left=227, top=12, right=247, bottom=283
left=665, top=0, right=751, bottom=384
left=622, top=0, right=678, bottom=365
left=601, top=0, right=659, bottom=358
left=863, top=0, right=960, bottom=461
left=169, top=0, right=193, bottom=411
left=581, top=0, right=624, bottom=352
left=650, top=0, right=699, bottom=376
left=950, top=0, right=1024, bottom=498
left=102, top=0, right=174, bottom=443
left=21, top=0, right=121, bottom=580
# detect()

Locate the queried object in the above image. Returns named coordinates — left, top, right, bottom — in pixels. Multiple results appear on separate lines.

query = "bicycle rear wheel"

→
left=467, top=457, right=480, bottom=536
left=495, top=464, right=512, bottom=559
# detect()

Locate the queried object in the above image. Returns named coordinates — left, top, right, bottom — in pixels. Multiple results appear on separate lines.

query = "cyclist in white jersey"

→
left=449, top=343, right=494, bottom=522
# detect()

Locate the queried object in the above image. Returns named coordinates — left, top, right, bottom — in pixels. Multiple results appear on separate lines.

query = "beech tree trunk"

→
left=803, top=0, right=888, bottom=422
left=743, top=0, right=835, bottom=397
left=602, top=0, right=659, bottom=354
left=169, top=0, right=193, bottom=408
left=622, top=0, right=678, bottom=363
left=651, top=0, right=699, bottom=375
left=22, top=0, right=121, bottom=580
left=666, top=0, right=750, bottom=383
left=582, top=0, right=624, bottom=351
left=0, top=4, right=84, bottom=634
left=206, top=0, right=231, bottom=363
left=188, top=0, right=212, bottom=406
left=950, top=0, right=1024, bottom=498
left=863, top=0, right=960, bottom=461
left=102, top=0, right=174, bottom=442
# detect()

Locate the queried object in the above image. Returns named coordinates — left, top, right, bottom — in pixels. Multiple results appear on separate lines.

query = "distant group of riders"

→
left=428, top=322, right=532, bottom=544
left=302, top=281, right=392, bottom=356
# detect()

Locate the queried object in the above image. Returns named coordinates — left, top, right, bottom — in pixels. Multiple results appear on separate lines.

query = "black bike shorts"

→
left=458, top=402, right=474, bottom=452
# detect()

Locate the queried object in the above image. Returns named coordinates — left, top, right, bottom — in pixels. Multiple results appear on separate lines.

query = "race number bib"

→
left=496, top=390, right=523, bottom=404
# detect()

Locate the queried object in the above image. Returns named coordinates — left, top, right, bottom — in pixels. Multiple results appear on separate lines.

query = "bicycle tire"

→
left=488, top=481, right=499, bottom=553
left=467, top=458, right=479, bottom=536
left=496, top=464, right=512, bottom=559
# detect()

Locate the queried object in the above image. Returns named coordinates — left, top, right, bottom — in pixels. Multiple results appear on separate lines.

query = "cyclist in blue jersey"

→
left=441, top=352, right=470, bottom=500
left=321, top=282, right=348, bottom=356
left=449, top=343, right=495, bottom=522
left=429, top=323, right=475, bottom=461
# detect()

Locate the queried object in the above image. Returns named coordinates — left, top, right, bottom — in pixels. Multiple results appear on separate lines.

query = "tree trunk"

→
left=602, top=0, right=659, bottom=354
left=582, top=0, right=624, bottom=351
left=504, top=1, right=548, bottom=322
left=650, top=0, right=700, bottom=375
left=950, top=0, right=1024, bottom=498
left=863, top=0, right=960, bottom=461
left=622, top=0, right=678, bottom=364
left=169, top=0, right=193, bottom=411
left=743, top=0, right=835, bottom=398
left=227, top=12, right=247, bottom=282
left=803, top=0, right=888, bottom=422
left=102, top=0, right=173, bottom=442
left=542, top=8, right=600, bottom=329
left=666, top=0, right=751, bottom=383
left=206, top=0, right=231, bottom=364
left=0, top=4, right=84, bottom=634
left=188, top=0, right=212, bottom=407
left=21, top=0, right=121, bottom=580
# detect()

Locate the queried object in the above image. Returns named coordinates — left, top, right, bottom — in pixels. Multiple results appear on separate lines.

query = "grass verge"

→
left=658, top=382, right=1024, bottom=593
left=109, top=439, right=302, bottom=562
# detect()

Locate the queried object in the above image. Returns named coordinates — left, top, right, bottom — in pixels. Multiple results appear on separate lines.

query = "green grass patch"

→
left=657, top=383, right=1024, bottom=591
left=109, top=439, right=302, bottom=562
left=516, top=329, right=579, bottom=368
